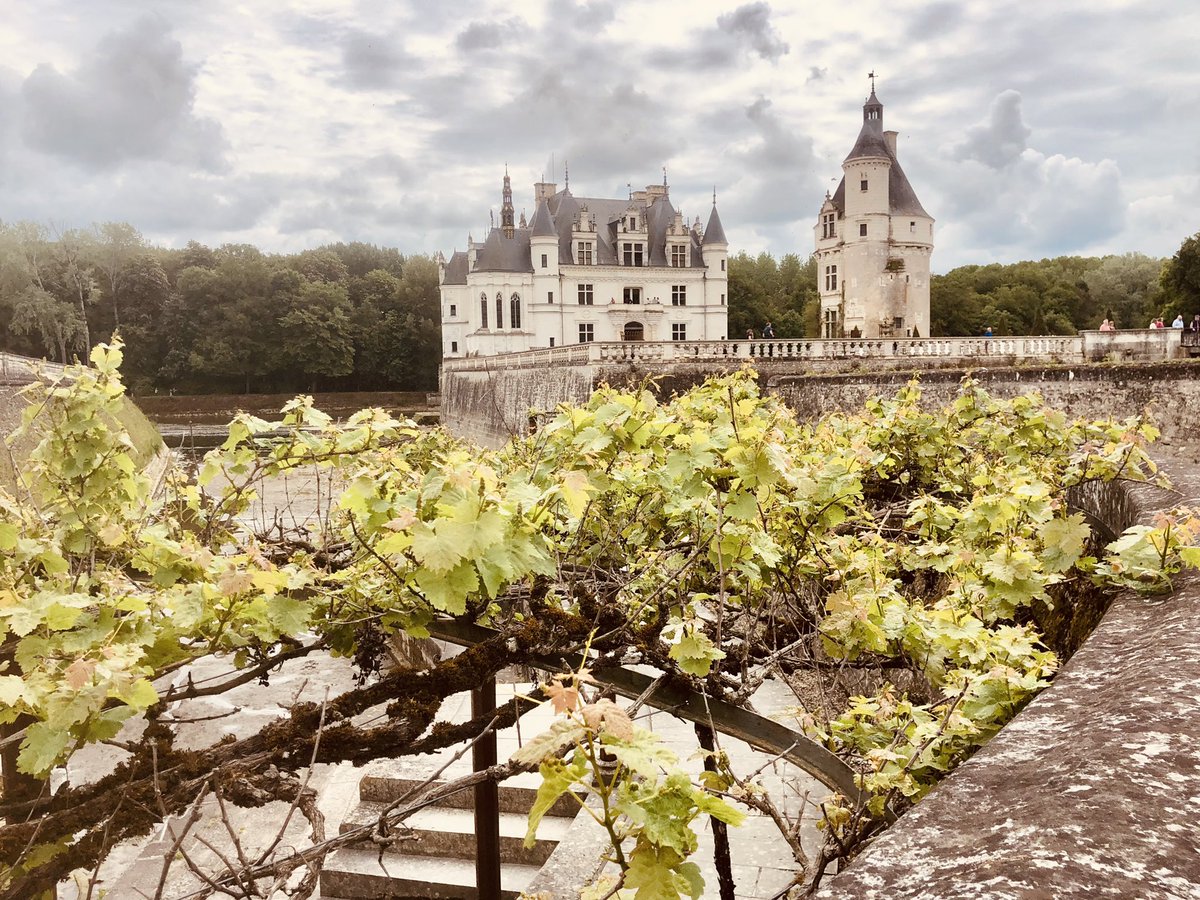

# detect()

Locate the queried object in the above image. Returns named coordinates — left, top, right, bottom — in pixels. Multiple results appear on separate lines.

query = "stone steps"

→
left=359, top=769, right=583, bottom=818
left=337, top=802, right=571, bottom=866
left=321, top=755, right=584, bottom=899
left=319, top=846, right=539, bottom=900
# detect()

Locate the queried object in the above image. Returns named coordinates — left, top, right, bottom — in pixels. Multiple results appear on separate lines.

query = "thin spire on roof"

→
left=712, top=186, right=717, bottom=206
left=564, top=160, right=569, bottom=191
left=663, top=166, right=667, bottom=187
left=868, top=70, right=877, bottom=93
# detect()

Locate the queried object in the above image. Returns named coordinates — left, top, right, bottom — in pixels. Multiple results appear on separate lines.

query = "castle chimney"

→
left=884, top=131, right=898, bottom=157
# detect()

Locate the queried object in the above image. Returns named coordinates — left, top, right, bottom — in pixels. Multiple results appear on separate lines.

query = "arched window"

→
left=495, top=292, right=504, bottom=330
left=480, top=292, right=488, bottom=329
left=510, top=293, right=522, bottom=329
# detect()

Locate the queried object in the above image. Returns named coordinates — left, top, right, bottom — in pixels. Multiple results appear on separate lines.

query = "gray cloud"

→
left=455, top=18, right=529, bottom=51
left=340, top=29, right=412, bottom=89
left=18, top=16, right=227, bottom=172
left=716, top=3, right=789, bottom=62
left=954, top=90, right=1031, bottom=168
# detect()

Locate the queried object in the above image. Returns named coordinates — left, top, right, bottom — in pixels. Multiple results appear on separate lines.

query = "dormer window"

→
left=670, top=244, right=687, bottom=267
left=577, top=241, right=594, bottom=265
left=629, top=216, right=637, bottom=230
left=622, top=242, right=644, bottom=266
left=821, top=213, right=836, bottom=239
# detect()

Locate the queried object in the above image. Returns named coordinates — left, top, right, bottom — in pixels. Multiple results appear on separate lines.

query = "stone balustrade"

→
left=442, top=329, right=1185, bottom=373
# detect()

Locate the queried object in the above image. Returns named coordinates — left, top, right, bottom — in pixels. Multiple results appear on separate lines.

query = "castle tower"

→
left=815, top=85, right=934, bottom=338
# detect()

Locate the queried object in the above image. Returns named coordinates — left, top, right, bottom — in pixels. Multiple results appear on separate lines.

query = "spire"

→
left=844, top=79, right=890, bottom=163
left=501, top=169, right=515, bottom=238
left=564, top=160, right=569, bottom=192
left=663, top=166, right=668, bottom=188
left=530, top=198, right=556, bottom=237
left=703, top=202, right=727, bottom=245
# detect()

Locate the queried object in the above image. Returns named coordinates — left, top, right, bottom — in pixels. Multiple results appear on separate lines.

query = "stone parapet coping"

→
left=818, top=465, right=1200, bottom=898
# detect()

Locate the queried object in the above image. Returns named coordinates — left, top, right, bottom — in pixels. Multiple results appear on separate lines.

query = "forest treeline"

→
left=3, top=221, right=1198, bottom=394
left=728, top=240, right=1199, bottom=339
left=0, top=222, right=440, bottom=394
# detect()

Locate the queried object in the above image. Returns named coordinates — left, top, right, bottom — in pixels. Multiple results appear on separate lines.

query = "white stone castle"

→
left=439, top=172, right=730, bottom=357
left=815, top=87, right=934, bottom=338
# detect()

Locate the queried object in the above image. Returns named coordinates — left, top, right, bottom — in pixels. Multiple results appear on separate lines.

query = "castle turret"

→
left=815, top=84, right=934, bottom=339
left=530, top=198, right=558, bottom=311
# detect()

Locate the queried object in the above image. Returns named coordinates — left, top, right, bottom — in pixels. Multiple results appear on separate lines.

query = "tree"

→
left=0, top=353, right=1194, bottom=899
left=90, top=222, right=145, bottom=334
left=279, top=281, right=356, bottom=388
left=1082, top=253, right=1164, bottom=329
left=1160, top=232, right=1200, bottom=318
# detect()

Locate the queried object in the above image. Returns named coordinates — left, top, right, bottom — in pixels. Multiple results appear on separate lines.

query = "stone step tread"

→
left=359, top=772, right=583, bottom=816
left=320, top=845, right=538, bottom=900
left=341, top=801, right=574, bottom=841
left=338, top=802, right=570, bottom=865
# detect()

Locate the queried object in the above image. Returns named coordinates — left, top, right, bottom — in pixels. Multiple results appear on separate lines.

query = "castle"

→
left=439, top=172, right=729, bottom=357
left=814, top=87, right=934, bottom=338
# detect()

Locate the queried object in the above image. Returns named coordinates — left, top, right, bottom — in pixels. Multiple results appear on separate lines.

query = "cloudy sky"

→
left=1, top=0, right=1197, bottom=271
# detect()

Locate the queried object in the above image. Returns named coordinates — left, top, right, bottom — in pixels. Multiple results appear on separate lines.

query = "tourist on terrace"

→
left=763, top=321, right=775, bottom=338
left=1172, top=314, right=1185, bottom=329
left=1191, top=314, right=1200, bottom=333
left=1099, top=318, right=1114, bottom=332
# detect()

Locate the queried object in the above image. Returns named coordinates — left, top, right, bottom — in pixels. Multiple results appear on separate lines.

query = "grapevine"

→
left=0, top=345, right=1195, bottom=899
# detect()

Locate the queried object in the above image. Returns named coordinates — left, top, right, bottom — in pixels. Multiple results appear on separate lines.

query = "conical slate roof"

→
left=703, top=205, right=728, bottom=244
left=837, top=90, right=931, bottom=219
left=529, top=199, right=556, bottom=237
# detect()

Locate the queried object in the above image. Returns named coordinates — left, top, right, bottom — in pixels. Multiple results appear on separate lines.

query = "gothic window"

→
left=577, top=242, right=594, bottom=265
left=480, top=292, right=488, bottom=328
left=672, top=323, right=687, bottom=341
left=824, top=265, right=838, bottom=292
left=671, top=244, right=687, bottom=267
left=671, top=285, right=686, bottom=306
left=510, top=293, right=522, bottom=329
left=578, top=284, right=594, bottom=305
left=495, top=292, right=503, bottom=329
left=579, top=323, right=594, bottom=343
left=622, top=243, right=644, bottom=266
left=623, top=287, right=642, bottom=305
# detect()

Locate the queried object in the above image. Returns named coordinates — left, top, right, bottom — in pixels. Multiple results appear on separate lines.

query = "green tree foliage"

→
left=1, top=353, right=1196, bottom=897
left=727, top=251, right=819, bottom=338
left=931, top=255, right=1167, bottom=336
left=1160, top=231, right=1200, bottom=320
left=0, top=223, right=443, bottom=393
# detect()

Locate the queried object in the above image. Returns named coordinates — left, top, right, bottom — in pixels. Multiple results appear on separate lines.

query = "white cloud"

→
left=0, top=0, right=1196, bottom=271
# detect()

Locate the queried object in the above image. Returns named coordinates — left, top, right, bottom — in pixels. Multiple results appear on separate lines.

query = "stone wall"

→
left=442, top=357, right=1200, bottom=450
left=817, top=470, right=1200, bottom=899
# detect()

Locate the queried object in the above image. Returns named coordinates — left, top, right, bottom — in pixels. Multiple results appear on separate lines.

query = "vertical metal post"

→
left=473, top=677, right=501, bottom=899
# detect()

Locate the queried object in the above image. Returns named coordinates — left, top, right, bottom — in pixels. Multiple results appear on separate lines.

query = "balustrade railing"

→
left=441, top=335, right=1089, bottom=372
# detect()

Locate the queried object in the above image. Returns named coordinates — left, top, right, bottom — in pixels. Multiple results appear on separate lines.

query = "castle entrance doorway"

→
left=623, top=321, right=644, bottom=341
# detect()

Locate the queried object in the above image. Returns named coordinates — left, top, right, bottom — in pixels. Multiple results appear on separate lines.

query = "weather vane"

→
left=868, top=70, right=876, bottom=92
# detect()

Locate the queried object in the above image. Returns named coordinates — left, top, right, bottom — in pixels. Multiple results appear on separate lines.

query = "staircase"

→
left=320, top=761, right=583, bottom=899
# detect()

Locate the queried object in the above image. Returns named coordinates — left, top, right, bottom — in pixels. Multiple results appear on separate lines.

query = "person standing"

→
left=1191, top=314, right=1200, bottom=333
left=762, top=321, right=775, bottom=338
left=1099, top=318, right=1114, bottom=332
left=1172, top=314, right=1185, bottom=329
